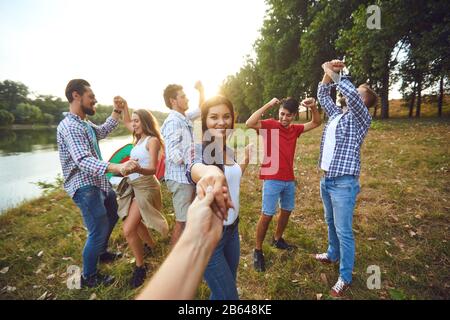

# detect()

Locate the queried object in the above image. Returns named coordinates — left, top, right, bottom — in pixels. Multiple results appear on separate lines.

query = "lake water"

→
left=0, top=128, right=133, bottom=213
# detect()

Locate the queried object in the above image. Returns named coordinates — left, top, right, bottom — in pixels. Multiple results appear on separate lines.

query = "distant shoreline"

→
left=0, top=124, right=57, bottom=130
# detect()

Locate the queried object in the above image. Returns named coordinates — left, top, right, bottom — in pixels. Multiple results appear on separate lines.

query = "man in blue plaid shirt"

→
left=57, top=79, right=139, bottom=288
left=161, top=82, right=204, bottom=246
left=312, top=60, right=378, bottom=297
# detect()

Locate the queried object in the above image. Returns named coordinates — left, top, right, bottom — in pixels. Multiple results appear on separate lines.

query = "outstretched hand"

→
left=196, top=170, right=234, bottom=221
left=185, top=186, right=224, bottom=250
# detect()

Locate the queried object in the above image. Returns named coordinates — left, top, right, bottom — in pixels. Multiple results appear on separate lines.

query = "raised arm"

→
left=245, top=98, right=280, bottom=130
left=317, top=61, right=344, bottom=118
left=89, top=98, right=124, bottom=140
left=301, top=98, right=322, bottom=133
left=114, top=96, right=133, bottom=133
left=337, top=78, right=371, bottom=129
left=186, top=80, right=205, bottom=121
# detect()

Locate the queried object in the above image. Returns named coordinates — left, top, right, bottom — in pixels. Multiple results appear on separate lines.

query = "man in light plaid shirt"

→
left=161, top=81, right=204, bottom=246
left=312, top=60, right=378, bottom=297
left=57, top=79, right=139, bottom=288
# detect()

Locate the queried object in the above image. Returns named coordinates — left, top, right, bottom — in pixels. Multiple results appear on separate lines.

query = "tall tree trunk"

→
left=415, top=76, right=422, bottom=117
left=373, top=104, right=377, bottom=118
left=408, top=84, right=416, bottom=118
left=438, top=75, right=444, bottom=117
left=380, top=61, right=390, bottom=119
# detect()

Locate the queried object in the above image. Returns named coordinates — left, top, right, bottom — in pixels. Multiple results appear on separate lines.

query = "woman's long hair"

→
left=200, top=96, right=235, bottom=171
left=132, top=109, right=165, bottom=149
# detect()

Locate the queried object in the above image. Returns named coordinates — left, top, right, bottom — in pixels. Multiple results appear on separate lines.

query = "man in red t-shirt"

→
left=246, top=97, right=321, bottom=272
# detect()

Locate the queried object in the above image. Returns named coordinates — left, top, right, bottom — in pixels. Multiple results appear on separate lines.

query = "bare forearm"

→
left=322, top=73, right=332, bottom=84
left=106, top=163, right=122, bottom=174
left=136, top=232, right=211, bottom=300
left=136, top=166, right=156, bottom=176
left=246, top=101, right=273, bottom=128
left=191, top=163, right=222, bottom=183
left=198, top=89, right=205, bottom=108
left=123, top=105, right=131, bottom=126
left=310, top=106, right=321, bottom=125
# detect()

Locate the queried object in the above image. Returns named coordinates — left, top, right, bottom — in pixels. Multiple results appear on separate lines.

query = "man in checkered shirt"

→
left=161, top=81, right=204, bottom=246
left=57, top=79, right=139, bottom=288
left=312, top=60, right=378, bottom=297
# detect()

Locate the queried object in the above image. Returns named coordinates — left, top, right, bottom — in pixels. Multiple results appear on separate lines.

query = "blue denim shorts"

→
left=262, top=180, right=296, bottom=215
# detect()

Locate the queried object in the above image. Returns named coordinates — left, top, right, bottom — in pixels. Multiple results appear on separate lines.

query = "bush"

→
left=12, top=103, right=43, bottom=124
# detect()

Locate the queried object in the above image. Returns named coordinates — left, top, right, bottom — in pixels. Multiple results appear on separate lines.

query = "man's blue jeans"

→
left=204, top=220, right=240, bottom=300
left=320, top=175, right=360, bottom=284
left=72, top=185, right=119, bottom=278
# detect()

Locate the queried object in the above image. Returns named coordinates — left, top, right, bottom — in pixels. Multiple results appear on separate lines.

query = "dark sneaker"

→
left=311, top=253, right=339, bottom=264
left=253, top=249, right=266, bottom=272
left=81, top=273, right=115, bottom=288
left=272, top=237, right=296, bottom=250
left=99, top=251, right=123, bottom=264
left=330, top=277, right=351, bottom=298
left=130, top=265, right=147, bottom=288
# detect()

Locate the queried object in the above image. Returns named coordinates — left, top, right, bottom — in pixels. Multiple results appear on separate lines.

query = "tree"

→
left=297, top=0, right=367, bottom=98
left=395, top=0, right=449, bottom=117
left=0, top=110, right=15, bottom=126
left=255, top=0, right=309, bottom=101
left=221, top=58, right=264, bottom=122
left=0, top=80, right=29, bottom=111
left=33, top=95, right=68, bottom=123
left=336, top=1, right=411, bottom=119
left=12, top=103, right=43, bottom=124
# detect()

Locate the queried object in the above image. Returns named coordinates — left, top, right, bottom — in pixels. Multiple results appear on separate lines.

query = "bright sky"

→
left=0, top=0, right=267, bottom=112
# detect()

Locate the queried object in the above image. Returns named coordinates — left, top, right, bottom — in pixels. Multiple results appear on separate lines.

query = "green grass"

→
left=1, top=118, right=449, bottom=300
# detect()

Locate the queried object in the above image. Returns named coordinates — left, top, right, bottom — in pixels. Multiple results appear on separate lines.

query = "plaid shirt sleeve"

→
left=337, top=77, right=371, bottom=130
left=186, top=143, right=203, bottom=184
left=186, top=107, right=201, bottom=121
left=64, top=124, right=109, bottom=176
left=317, top=82, right=343, bottom=119
left=90, top=116, right=119, bottom=140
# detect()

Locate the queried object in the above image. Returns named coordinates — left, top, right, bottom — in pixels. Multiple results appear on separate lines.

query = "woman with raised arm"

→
left=114, top=97, right=169, bottom=288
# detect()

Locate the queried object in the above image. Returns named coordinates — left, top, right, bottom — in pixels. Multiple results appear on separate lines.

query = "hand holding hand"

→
left=196, top=169, right=234, bottom=221
left=185, top=186, right=224, bottom=250
left=113, top=96, right=128, bottom=110
left=330, top=59, right=345, bottom=72
left=120, top=159, right=140, bottom=176
left=322, top=60, right=345, bottom=73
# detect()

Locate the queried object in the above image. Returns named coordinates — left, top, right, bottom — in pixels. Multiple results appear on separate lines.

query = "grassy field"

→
left=0, top=117, right=449, bottom=300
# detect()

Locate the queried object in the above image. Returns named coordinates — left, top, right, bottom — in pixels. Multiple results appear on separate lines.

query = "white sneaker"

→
left=330, top=277, right=350, bottom=297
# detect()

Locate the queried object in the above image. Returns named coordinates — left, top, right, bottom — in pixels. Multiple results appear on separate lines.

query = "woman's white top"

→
left=128, top=136, right=151, bottom=181
left=223, top=162, right=242, bottom=226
